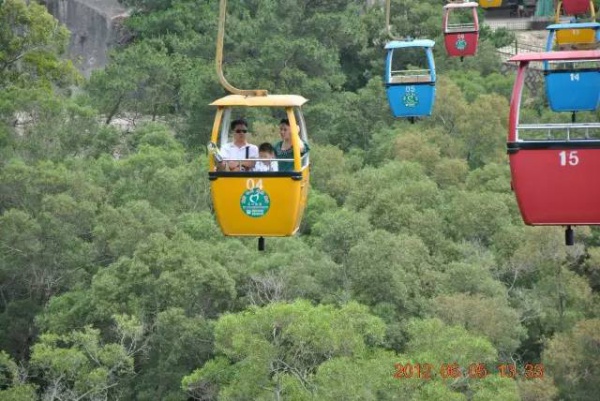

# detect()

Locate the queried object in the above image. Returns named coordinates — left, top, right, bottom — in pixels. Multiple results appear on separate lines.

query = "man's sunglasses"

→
left=235, top=129, right=248, bottom=133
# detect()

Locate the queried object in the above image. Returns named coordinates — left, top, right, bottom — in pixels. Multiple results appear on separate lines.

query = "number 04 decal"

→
left=246, top=179, right=263, bottom=190
left=559, top=151, right=579, bottom=166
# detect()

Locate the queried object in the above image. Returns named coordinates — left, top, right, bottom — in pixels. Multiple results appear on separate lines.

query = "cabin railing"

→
left=215, top=153, right=310, bottom=171
left=390, top=69, right=432, bottom=83
left=516, top=122, right=600, bottom=141
left=446, top=23, right=478, bottom=32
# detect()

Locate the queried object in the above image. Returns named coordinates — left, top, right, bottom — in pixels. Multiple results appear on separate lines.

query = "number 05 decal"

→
left=559, top=151, right=579, bottom=166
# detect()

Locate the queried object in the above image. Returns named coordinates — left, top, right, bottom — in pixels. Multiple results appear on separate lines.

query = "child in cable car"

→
left=253, top=142, right=278, bottom=172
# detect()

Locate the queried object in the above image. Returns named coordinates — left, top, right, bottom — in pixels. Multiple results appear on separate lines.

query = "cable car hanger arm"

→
left=386, top=0, right=404, bottom=40
left=216, top=0, right=267, bottom=96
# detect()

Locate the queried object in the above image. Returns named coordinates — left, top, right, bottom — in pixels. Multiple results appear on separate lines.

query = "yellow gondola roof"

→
left=210, top=94, right=308, bottom=107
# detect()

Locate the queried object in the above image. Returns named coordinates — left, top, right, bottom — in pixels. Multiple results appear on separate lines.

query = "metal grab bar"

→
left=517, top=123, right=600, bottom=129
left=445, top=27, right=478, bottom=33
left=391, top=69, right=431, bottom=75
left=218, top=153, right=310, bottom=168
left=517, top=123, right=600, bottom=141
left=446, top=23, right=477, bottom=29
left=222, top=158, right=293, bottom=162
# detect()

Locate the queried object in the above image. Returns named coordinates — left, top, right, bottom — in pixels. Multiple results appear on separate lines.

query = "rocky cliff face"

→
left=43, top=0, right=128, bottom=77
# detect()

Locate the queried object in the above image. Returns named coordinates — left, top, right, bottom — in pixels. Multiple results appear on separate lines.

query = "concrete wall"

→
left=43, top=0, right=128, bottom=77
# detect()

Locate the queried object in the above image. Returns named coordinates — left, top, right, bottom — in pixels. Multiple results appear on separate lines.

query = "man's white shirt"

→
left=221, top=142, right=259, bottom=160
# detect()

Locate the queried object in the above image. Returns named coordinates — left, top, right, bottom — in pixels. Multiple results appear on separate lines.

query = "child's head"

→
left=259, top=142, right=275, bottom=159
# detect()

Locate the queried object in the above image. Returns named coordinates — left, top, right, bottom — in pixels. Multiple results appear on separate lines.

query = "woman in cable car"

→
left=273, top=118, right=309, bottom=172
left=384, top=39, right=436, bottom=119
left=442, top=2, right=480, bottom=59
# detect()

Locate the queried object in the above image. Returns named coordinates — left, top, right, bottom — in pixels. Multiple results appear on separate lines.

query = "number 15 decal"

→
left=559, top=151, right=579, bottom=166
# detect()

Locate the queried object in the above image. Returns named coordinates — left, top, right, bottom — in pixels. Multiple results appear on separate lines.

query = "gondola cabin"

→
left=560, top=0, right=594, bottom=17
left=507, top=51, right=600, bottom=237
left=384, top=39, right=436, bottom=118
left=547, top=22, right=600, bottom=50
left=207, top=95, right=310, bottom=237
left=478, top=0, right=501, bottom=8
left=443, top=2, right=480, bottom=58
left=544, top=24, right=600, bottom=112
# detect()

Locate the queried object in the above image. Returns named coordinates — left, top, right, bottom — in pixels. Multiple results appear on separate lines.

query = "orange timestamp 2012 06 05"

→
left=392, top=362, right=544, bottom=380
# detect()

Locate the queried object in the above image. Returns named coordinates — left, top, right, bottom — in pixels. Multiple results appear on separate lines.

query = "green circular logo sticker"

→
left=240, top=188, right=270, bottom=217
left=403, top=92, right=419, bottom=108
left=455, top=38, right=467, bottom=50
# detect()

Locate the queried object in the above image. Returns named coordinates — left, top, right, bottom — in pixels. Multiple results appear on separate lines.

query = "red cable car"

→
left=507, top=51, right=600, bottom=245
left=561, top=0, right=594, bottom=16
left=443, top=2, right=479, bottom=60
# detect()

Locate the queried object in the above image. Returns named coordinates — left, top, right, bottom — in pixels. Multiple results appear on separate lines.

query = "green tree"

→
left=0, top=0, right=82, bottom=163
left=0, top=0, right=77, bottom=89
left=126, top=308, right=215, bottom=401
left=30, top=322, right=139, bottom=400
left=346, top=230, right=432, bottom=315
left=517, top=378, right=560, bottom=401
left=432, top=158, right=469, bottom=189
left=405, top=318, right=498, bottom=371
left=432, top=293, right=526, bottom=356
left=307, top=145, right=356, bottom=205
left=183, top=300, right=387, bottom=400
left=87, top=42, right=182, bottom=124
left=0, top=351, right=36, bottom=400
left=313, top=350, right=429, bottom=401
left=543, top=319, right=600, bottom=401
left=91, top=231, right=236, bottom=321
left=311, top=208, right=372, bottom=265
left=505, top=228, right=594, bottom=337
left=455, top=94, right=508, bottom=168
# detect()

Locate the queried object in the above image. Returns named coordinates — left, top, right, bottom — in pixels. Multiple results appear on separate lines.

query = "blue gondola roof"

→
left=546, top=22, right=600, bottom=30
left=385, top=39, right=435, bottom=50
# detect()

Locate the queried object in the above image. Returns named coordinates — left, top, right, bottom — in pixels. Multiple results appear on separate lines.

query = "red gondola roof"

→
left=509, top=50, right=600, bottom=62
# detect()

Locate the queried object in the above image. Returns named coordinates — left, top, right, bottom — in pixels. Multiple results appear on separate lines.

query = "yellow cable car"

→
left=553, top=23, right=600, bottom=49
left=207, top=0, right=311, bottom=250
left=207, top=96, right=310, bottom=240
left=478, top=0, right=502, bottom=9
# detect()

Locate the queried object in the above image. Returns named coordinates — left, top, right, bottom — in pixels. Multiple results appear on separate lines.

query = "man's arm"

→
left=216, top=145, right=229, bottom=171
left=240, top=146, right=258, bottom=170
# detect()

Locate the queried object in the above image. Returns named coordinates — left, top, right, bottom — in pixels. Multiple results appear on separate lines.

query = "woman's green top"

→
left=273, top=140, right=310, bottom=172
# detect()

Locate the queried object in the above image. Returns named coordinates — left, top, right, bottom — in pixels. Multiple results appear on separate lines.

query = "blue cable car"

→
left=384, top=39, right=436, bottom=119
left=545, top=23, right=600, bottom=112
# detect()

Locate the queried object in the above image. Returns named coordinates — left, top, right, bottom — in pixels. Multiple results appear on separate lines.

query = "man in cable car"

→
left=218, top=118, right=259, bottom=172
